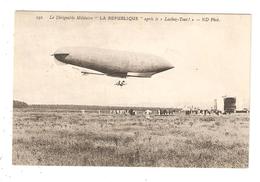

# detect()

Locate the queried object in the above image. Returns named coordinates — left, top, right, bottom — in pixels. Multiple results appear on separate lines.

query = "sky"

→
left=14, top=12, right=251, bottom=108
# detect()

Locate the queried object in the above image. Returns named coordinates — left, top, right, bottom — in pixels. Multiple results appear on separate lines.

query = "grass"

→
left=13, top=108, right=249, bottom=167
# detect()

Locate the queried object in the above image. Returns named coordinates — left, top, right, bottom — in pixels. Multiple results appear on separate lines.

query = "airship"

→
left=52, top=47, right=174, bottom=85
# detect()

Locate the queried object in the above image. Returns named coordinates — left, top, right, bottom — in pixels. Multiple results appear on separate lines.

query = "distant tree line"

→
left=13, top=100, right=28, bottom=108
left=30, top=104, right=180, bottom=112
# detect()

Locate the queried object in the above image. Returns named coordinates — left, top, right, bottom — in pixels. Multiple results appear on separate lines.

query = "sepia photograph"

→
left=13, top=11, right=251, bottom=167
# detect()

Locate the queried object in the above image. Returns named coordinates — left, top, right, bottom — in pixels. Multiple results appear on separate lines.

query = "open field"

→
left=13, top=108, right=249, bottom=167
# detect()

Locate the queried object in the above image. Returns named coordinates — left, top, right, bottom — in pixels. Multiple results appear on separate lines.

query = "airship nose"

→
left=53, top=53, right=69, bottom=62
left=52, top=49, right=70, bottom=63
